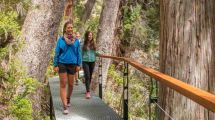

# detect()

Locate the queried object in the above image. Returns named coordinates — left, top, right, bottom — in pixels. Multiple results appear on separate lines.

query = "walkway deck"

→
left=49, top=77, right=122, bottom=120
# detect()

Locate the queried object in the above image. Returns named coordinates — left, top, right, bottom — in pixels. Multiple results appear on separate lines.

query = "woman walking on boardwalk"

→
left=82, top=31, right=99, bottom=99
left=53, top=21, right=81, bottom=114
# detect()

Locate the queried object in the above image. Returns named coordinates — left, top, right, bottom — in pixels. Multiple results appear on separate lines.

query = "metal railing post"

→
left=98, top=57, right=103, bottom=99
left=155, top=80, right=159, bottom=120
left=149, top=77, right=158, bottom=120
left=123, top=61, right=129, bottom=120
left=149, top=77, right=152, bottom=120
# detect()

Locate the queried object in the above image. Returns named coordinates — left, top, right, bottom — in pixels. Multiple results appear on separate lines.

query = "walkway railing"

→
left=98, top=55, right=215, bottom=120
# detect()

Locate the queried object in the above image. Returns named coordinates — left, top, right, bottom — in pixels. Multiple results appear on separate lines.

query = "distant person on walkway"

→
left=53, top=21, right=81, bottom=114
left=75, top=32, right=81, bottom=42
left=74, top=32, right=81, bottom=85
left=82, top=31, right=100, bottom=99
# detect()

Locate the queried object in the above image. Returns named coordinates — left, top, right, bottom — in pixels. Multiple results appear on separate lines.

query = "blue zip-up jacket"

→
left=54, top=36, right=82, bottom=67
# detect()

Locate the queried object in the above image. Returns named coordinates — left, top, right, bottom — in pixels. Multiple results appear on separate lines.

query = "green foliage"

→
left=85, top=16, right=100, bottom=37
left=122, top=4, right=148, bottom=49
left=0, top=0, right=30, bottom=11
left=0, top=58, right=40, bottom=103
left=103, top=87, right=122, bottom=114
left=20, top=77, right=40, bottom=98
left=0, top=47, right=9, bottom=58
left=1, top=0, right=30, bottom=25
left=42, top=116, right=51, bottom=120
left=121, top=2, right=159, bottom=52
left=128, top=76, right=148, bottom=119
left=85, top=0, right=102, bottom=36
left=73, top=0, right=85, bottom=31
left=123, top=5, right=142, bottom=34
left=144, top=5, right=159, bottom=51
left=9, top=98, right=33, bottom=120
left=45, top=49, right=57, bottom=78
left=0, top=11, right=20, bottom=36
left=74, top=0, right=85, bottom=19
left=105, top=64, right=124, bottom=115
left=106, top=64, right=150, bottom=119
left=146, top=7, right=159, bottom=33
left=73, top=0, right=102, bottom=38
left=0, top=56, right=40, bottom=119
left=108, top=64, right=123, bottom=86
left=0, top=5, right=39, bottom=118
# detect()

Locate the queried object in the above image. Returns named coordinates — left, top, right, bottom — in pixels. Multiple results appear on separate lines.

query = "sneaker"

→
left=63, top=107, right=69, bottom=114
left=75, top=80, right=79, bottom=85
left=82, top=78, right=85, bottom=84
left=85, top=92, right=91, bottom=99
left=67, top=97, right=70, bottom=107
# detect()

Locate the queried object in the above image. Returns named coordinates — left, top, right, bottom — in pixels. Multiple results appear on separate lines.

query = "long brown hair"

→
left=82, top=31, right=96, bottom=51
left=63, top=20, right=73, bottom=35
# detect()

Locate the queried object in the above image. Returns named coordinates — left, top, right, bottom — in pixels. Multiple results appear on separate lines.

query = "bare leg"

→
left=75, top=71, right=79, bottom=85
left=67, top=74, right=75, bottom=98
left=59, top=73, right=67, bottom=108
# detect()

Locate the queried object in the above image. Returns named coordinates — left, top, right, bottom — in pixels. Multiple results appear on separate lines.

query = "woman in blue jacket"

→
left=82, top=31, right=99, bottom=99
left=53, top=21, right=81, bottom=114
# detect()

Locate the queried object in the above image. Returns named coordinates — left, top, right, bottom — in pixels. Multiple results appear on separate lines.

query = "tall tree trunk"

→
left=113, top=1, right=124, bottom=57
left=96, top=0, right=120, bottom=86
left=64, top=0, right=74, bottom=22
left=78, top=0, right=96, bottom=34
left=159, top=0, right=215, bottom=120
left=17, top=0, right=65, bottom=119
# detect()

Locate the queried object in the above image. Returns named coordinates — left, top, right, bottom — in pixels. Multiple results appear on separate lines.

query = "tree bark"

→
left=81, top=0, right=96, bottom=23
left=112, top=1, right=124, bottom=57
left=96, top=0, right=121, bottom=86
left=159, top=0, right=215, bottom=120
left=64, top=0, right=74, bottom=22
left=17, top=0, right=65, bottom=119
left=78, top=0, right=96, bottom=34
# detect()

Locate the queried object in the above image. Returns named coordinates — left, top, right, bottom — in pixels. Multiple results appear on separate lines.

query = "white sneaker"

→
left=63, top=109, right=69, bottom=115
left=75, top=80, right=79, bottom=85
left=63, top=107, right=69, bottom=115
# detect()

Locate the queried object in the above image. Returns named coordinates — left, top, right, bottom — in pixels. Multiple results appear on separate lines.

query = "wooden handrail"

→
left=99, top=55, right=215, bottom=112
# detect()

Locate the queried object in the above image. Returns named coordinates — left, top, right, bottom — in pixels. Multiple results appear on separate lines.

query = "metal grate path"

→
left=49, top=77, right=122, bottom=120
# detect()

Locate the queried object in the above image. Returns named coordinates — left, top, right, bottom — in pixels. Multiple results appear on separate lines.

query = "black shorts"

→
left=58, top=63, right=77, bottom=75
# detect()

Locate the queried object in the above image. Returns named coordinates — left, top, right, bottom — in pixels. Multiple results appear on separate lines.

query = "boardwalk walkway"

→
left=49, top=77, right=122, bottom=120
